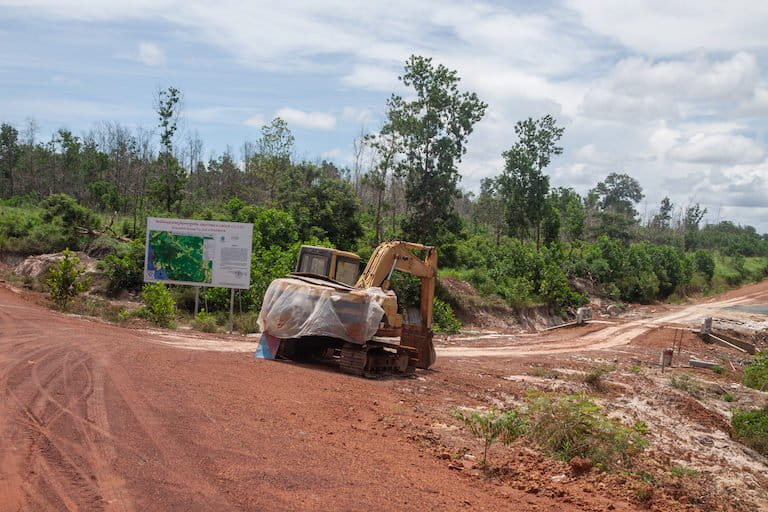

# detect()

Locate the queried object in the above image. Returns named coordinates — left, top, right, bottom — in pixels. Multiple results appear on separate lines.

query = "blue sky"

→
left=2, top=0, right=768, bottom=231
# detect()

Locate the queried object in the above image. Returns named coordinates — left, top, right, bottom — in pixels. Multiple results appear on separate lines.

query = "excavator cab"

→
left=294, top=245, right=361, bottom=286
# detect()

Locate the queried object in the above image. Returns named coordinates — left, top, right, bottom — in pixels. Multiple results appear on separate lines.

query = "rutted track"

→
left=436, top=287, right=768, bottom=358
left=0, top=287, right=566, bottom=511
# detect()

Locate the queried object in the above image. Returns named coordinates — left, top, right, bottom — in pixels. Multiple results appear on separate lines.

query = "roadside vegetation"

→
left=0, top=54, right=767, bottom=328
left=453, top=393, right=648, bottom=472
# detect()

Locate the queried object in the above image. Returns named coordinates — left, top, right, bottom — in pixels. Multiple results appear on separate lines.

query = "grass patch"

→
left=669, top=464, right=699, bottom=478
left=192, top=311, right=218, bottom=333
left=731, top=405, right=768, bottom=456
left=743, top=351, right=768, bottom=391
left=723, top=392, right=735, bottom=403
left=670, top=374, right=703, bottom=398
left=525, top=393, right=648, bottom=471
left=582, top=365, right=615, bottom=391
left=527, top=366, right=563, bottom=379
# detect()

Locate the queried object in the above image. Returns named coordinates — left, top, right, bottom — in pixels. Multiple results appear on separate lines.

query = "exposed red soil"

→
left=0, top=285, right=632, bottom=512
left=2, top=278, right=768, bottom=511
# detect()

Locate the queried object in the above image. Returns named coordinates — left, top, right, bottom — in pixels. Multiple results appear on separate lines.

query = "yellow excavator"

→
left=256, top=241, right=437, bottom=376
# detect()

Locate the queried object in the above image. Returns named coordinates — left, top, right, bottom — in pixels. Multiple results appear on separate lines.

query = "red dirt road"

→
left=0, top=286, right=603, bottom=512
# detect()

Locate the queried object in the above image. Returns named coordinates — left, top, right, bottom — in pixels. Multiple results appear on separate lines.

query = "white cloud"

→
left=242, top=114, right=266, bottom=128
left=341, top=106, right=374, bottom=125
left=667, top=133, right=765, bottom=165
left=4, top=0, right=768, bottom=231
left=321, top=148, right=342, bottom=159
left=581, top=53, right=760, bottom=121
left=137, top=41, right=165, bottom=67
left=276, top=107, right=336, bottom=130
left=567, top=1, right=768, bottom=55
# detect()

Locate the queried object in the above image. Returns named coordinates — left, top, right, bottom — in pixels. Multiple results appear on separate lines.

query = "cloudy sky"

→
left=1, top=1, right=767, bottom=231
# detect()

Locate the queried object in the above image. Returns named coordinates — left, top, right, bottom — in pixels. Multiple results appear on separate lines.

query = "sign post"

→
left=143, top=217, right=253, bottom=331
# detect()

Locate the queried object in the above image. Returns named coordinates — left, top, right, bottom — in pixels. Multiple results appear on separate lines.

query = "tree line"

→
left=1, top=54, right=766, bottom=312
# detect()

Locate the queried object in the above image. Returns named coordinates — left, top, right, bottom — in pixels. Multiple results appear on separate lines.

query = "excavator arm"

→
left=355, top=241, right=438, bottom=331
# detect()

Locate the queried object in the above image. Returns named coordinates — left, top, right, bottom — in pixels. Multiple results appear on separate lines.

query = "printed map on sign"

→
left=144, top=217, right=253, bottom=289
left=146, top=230, right=214, bottom=284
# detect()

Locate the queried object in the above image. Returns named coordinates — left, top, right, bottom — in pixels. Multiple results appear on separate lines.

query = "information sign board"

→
left=144, top=217, right=253, bottom=289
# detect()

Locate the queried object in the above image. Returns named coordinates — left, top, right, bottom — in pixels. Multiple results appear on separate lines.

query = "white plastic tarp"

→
left=257, top=277, right=387, bottom=344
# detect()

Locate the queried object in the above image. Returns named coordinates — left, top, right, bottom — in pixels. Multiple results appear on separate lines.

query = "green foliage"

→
left=723, top=392, right=735, bottom=403
left=711, top=365, right=724, bottom=375
left=742, top=351, right=768, bottom=391
left=693, top=249, right=716, bottom=280
left=669, top=465, right=699, bottom=478
left=452, top=407, right=527, bottom=467
left=731, top=405, right=768, bottom=456
left=273, top=162, right=362, bottom=250
left=670, top=374, right=702, bottom=398
left=140, top=283, right=176, bottom=327
left=497, top=115, right=564, bottom=245
left=47, top=249, right=90, bottom=310
left=193, top=311, right=218, bottom=332
left=382, top=55, right=487, bottom=246
left=525, top=393, right=648, bottom=471
left=99, top=239, right=145, bottom=295
left=432, top=298, right=461, bottom=334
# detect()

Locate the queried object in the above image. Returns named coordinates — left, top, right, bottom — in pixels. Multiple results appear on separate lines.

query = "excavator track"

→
left=338, top=343, right=368, bottom=376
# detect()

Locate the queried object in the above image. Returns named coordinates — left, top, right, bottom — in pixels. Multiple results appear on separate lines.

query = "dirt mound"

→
left=439, top=276, right=566, bottom=331
left=13, top=251, right=98, bottom=278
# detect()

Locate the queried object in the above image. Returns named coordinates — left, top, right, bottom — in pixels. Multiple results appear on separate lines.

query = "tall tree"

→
left=497, top=115, right=564, bottom=248
left=364, top=125, right=401, bottom=245
left=382, top=55, right=487, bottom=245
left=151, top=87, right=184, bottom=211
left=250, top=117, right=294, bottom=203
left=473, top=178, right=506, bottom=245
left=650, top=196, right=673, bottom=230
left=0, top=123, right=20, bottom=198
left=590, top=172, right=644, bottom=242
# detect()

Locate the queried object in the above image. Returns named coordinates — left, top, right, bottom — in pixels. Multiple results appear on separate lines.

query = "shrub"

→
left=525, top=393, right=648, bottom=471
left=193, top=311, right=218, bottom=332
left=99, top=239, right=145, bottom=295
left=432, top=298, right=461, bottom=334
left=731, top=405, right=768, bottom=456
left=140, top=283, right=176, bottom=327
left=452, top=407, right=527, bottom=468
left=233, top=311, right=261, bottom=333
left=693, top=250, right=716, bottom=280
left=743, top=351, right=768, bottom=391
left=670, top=374, right=703, bottom=398
left=582, top=366, right=614, bottom=390
left=47, top=249, right=90, bottom=310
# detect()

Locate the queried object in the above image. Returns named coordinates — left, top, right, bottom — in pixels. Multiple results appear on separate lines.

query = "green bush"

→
left=432, top=297, right=461, bottom=334
left=192, top=311, right=218, bottom=332
left=140, top=283, right=176, bottom=327
left=731, top=405, right=768, bottom=456
left=47, top=249, right=90, bottom=310
left=99, top=239, right=145, bottom=295
left=525, top=393, right=648, bottom=471
left=743, top=351, right=768, bottom=391
left=693, top=250, right=715, bottom=280
left=452, top=407, right=527, bottom=467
